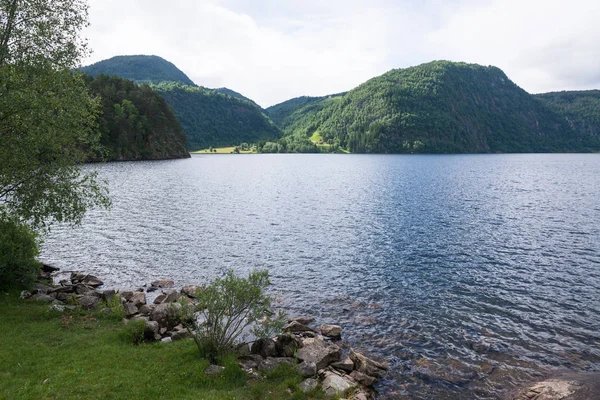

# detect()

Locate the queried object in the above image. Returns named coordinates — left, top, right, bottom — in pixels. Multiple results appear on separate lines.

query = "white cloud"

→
left=84, top=0, right=600, bottom=106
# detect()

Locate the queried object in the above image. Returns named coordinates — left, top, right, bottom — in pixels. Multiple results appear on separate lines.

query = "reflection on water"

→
left=42, top=154, right=600, bottom=399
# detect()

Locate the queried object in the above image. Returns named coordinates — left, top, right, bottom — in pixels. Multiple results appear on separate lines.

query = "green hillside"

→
left=81, top=55, right=281, bottom=150
left=152, top=82, right=281, bottom=150
left=85, top=74, right=189, bottom=161
left=268, top=61, right=598, bottom=153
left=82, top=55, right=195, bottom=86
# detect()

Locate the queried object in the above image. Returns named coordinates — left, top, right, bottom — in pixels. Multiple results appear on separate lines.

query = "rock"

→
left=171, top=330, right=192, bottom=341
left=349, top=349, right=388, bottom=379
left=123, top=303, right=138, bottom=317
left=153, top=293, right=167, bottom=304
left=290, top=316, right=314, bottom=326
left=82, top=276, right=103, bottom=288
left=101, top=290, right=117, bottom=303
left=31, top=293, right=57, bottom=303
left=234, top=343, right=251, bottom=357
left=258, top=357, right=296, bottom=372
left=283, top=320, right=313, bottom=333
left=20, top=290, right=32, bottom=299
left=251, top=338, right=278, bottom=358
left=129, top=292, right=146, bottom=308
left=321, top=371, right=358, bottom=397
left=144, top=321, right=160, bottom=340
left=138, top=304, right=153, bottom=315
left=320, top=324, right=343, bottom=339
left=146, top=286, right=159, bottom=293
left=276, top=333, right=300, bottom=357
left=74, top=283, right=94, bottom=295
left=331, top=357, right=354, bottom=372
left=350, top=370, right=376, bottom=386
left=151, top=279, right=174, bottom=289
left=78, top=295, right=100, bottom=310
left=56, top=293, right=76, bottom=303
left=42, top=263, right=60, bottom=273
left=149, top=303, right=182, bottom=330
left=298, top=378, right=319, bottom=393
left=161, top=337, right=172, bottom=344
left=204, top=364, right=225, bottom=377
left=296, top=338, right=342, bottom=370
left=47, top=304, right=76, bottom=312
left=181, top=285, right=201, bottom=298
left=238, top=355, right=264, bottom=371
left=297, top=361, right=317, bottom=378
left=163, top=290, right=179, bottom=303
left=513, top=372, right=600, bottom=400
left=120, top=291, right=134, bottom=302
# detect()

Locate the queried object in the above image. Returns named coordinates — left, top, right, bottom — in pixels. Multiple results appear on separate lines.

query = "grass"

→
left=192, top=147, right=254, bottom=154
left=0, top=292, right=327, bottom=400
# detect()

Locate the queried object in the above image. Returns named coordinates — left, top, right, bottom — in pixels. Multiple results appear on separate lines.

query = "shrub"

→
left=121, top=319, right=146, bottom=345
left=0, top=218, right=40, bottom=290
left=189, top=269, right=285, bottom=362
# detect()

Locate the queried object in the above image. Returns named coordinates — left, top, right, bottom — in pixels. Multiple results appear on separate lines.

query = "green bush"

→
left=190, top=269, right=285, bottom=363
left=0, top=218, right=40, bottom=290
left=121, top=319, right=146, bottom=345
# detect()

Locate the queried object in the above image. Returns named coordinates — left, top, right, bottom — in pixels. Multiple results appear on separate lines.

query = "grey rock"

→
left=20, top=290, right=32, bottom=299
left=290, top=316, right=314, bottom=326
left=258, top=357, right=296, bottom=372
left=235, top=343, right=251, bottom=357
left=512, top=372, right=600, bottom=400
left=349, top=349, right=388, bottom=379
left=238, top=354, right=264, bottom=371
left=123, top=303, right=138, bottom=317
left=276, top=333, right=300, bottom=357
left=296, top=338, right=342, bottom=370
left=79, top=295, right=100, bottom=310
left=283, top=320, right=313, bottom=333
left=205, top=364, right=225, bottom=377
left=171, top=329, right=192, bottom=341
left=144, top=320, right=160, bottom=340
left=161, top=337, right=172, bottom=344
left=56, top=292, right=76, bottom=303
left=138, top=304, right=153, bottom=315
left=151, top=279, right=174, bottom=289
left=120, top=291, right=134, bottom=302
left=321, top=371, right=357, bottom=397
left=163, top=290, right=179, bottom=303
left=129, top=292, right=146, bottom=308
left=320, top=324, right=343, bottom=339
left=42, top=263, right=60, bottom=273
left=297, top=361, right=317, bottom=378
left=332, top=357, right=354, bottom=372
left=74, top=284, right=94, bottom=295
left=47, top=304, right=75, bottom=312
left=181, top=285, right=201, bottom=298
left=153, top=293, right=167, bottom=304
left=101, top=290, right=117, bottom=302
left=350, top=370, right=376, bottom=386
left=149, top=303, right=182, bottom=330
left=31, top=293, right=57, bottom=303
left=146, top=286, right=159, bottom=293
left=298, top=378, right=319, bottom=393
left=251, top=338, right=278, bottom=358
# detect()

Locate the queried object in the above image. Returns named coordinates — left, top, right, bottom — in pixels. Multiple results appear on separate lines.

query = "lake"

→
left=41, top=154, right=600, bottom=399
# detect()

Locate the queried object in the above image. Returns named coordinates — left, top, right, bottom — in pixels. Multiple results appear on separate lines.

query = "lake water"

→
left=41, top=154, right=600, bottom=399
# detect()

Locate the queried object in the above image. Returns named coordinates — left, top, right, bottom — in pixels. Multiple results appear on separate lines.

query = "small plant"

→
left=121, top=319, right=146, bottom=345
left=189, top=269, right=285, bottom=362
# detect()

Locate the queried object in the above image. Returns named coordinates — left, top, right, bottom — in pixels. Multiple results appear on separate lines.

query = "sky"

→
left=84, top=0, right=600, bottom=107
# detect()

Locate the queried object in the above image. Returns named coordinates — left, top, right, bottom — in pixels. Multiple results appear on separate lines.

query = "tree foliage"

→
left=85, top=74, right=189, bottom=161
left=0, top=217, right=40, bottom=289
left=0, top=0, right=109, bottom=228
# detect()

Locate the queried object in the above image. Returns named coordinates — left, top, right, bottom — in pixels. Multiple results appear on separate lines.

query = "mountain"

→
left=85, top=74, right=189, bottom=161
left=267, top=61, right=599, bottom=153
left=81, top=55, right=281, bottom=150
left=81, top=55, right=195, bottom=86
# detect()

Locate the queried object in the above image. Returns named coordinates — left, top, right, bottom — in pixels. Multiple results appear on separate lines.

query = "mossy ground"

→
left=0, top=292, right=327, bottom=400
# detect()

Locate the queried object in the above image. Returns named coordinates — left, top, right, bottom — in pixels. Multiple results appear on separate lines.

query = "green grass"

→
left=192, top=147, right=254, bottom=154
left=0, top=292, right=326, bottom=400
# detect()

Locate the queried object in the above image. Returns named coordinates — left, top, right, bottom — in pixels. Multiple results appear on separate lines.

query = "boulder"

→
left=149, top=303, right=182, bottom=330
left=297, top=361, right=317, bottom=378
left=161, top=337, right=172, bottom=344
left=31, top=293, right=57, bottom=303
left=258, top=357, right=296, bottom=372
left=151, top=279, right=174, bottom=289
left=350, top=370, right=376, bottom=386
left=70, top=272, right=103, bottom=288
left=129, top=292, right=147, bottom=308
left=123, top=303, right=138, bottom=317
left=251, top=338, right=278, bottom=358
left=290, top=316, right=314, bottom=326
left=331, top=357, right=354, bottom=372
left=138, top=305, right=153, bottom=315
left=321, top=371, right=357, bottom=397
left=78, top=295, right=100, bottom=310
left=144, top=321, right=160, bottom=341
left=296, top=338, right=342, bottom=370
left=181, top=285, right=201, bottom=298
left=320, top=324, right=343, bottom=339
left=153, top=293, right=167, bottom=304
left=163, top=290, right=180, bottom=303
left=42, top=263, right=60, bottom=273
left=298, top=378, right=319, bottom=393
left=238, top=354, right=264, bottom=371
left=512, top=372, right=600, bottom=400
left=234, top=343, right=251, bottom=358
left=20, top=290, right=32, bottom=299
left=120, top=291, right=134, bottom=302
left=47, top=304, right=76, bottom=312
left=283, top=321, right=313, bottom=333
left=56, top=293, right=76, bottom=303
left=171, top=330, right=192, bottom=341
left=276, top=333, right=300, bottom=357
left=101, top=290, right=117, bottom=303
left=204, top=364, right=225, bottom=377
left=74, top=283, right=94, bottom=295
left=349, top=349, right=388, bottom=379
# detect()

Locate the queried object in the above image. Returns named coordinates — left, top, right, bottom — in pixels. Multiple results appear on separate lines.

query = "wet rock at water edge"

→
left=349, top=348, right=389, bottom=379
left=320, top=324, right=343, bottom=339
left=350, top=370, right=377, bottom=386
left=290, top=316, right=314, bottom=326
left=181, top=285, right=201, bottom=298
left=283, top=320, right=313, bottom=333
left=129, top=292, right=147, bottom=308
left=296, top=338, right=342, bottom=370
left=331, top=357, right=354, bottom=372
left=512, top=372, right=600, bottom=400
left=320, top=370, right=358, bottom=397
left=151, top=279, right=174, bottom=289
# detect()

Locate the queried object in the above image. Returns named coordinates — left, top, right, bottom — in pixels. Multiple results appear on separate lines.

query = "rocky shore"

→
left=23, top=265, right=389, bottom=399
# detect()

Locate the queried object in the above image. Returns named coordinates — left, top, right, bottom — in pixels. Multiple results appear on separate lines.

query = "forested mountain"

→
left=152, top=82, right=282, bottom=149
left=85, top=74, right=189, bottom=161
left=81, top=55, right=281, bottom=150
left=267, top=61, right=599, bottom=153
left=535, top=91, right=600, bottom=147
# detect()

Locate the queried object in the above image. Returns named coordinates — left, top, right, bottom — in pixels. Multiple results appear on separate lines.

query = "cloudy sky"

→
left=84, top=0, right=600, bottom=107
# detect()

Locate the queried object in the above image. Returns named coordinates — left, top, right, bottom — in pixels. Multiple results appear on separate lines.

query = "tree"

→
left=0, top=0, right=110, bottom=229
